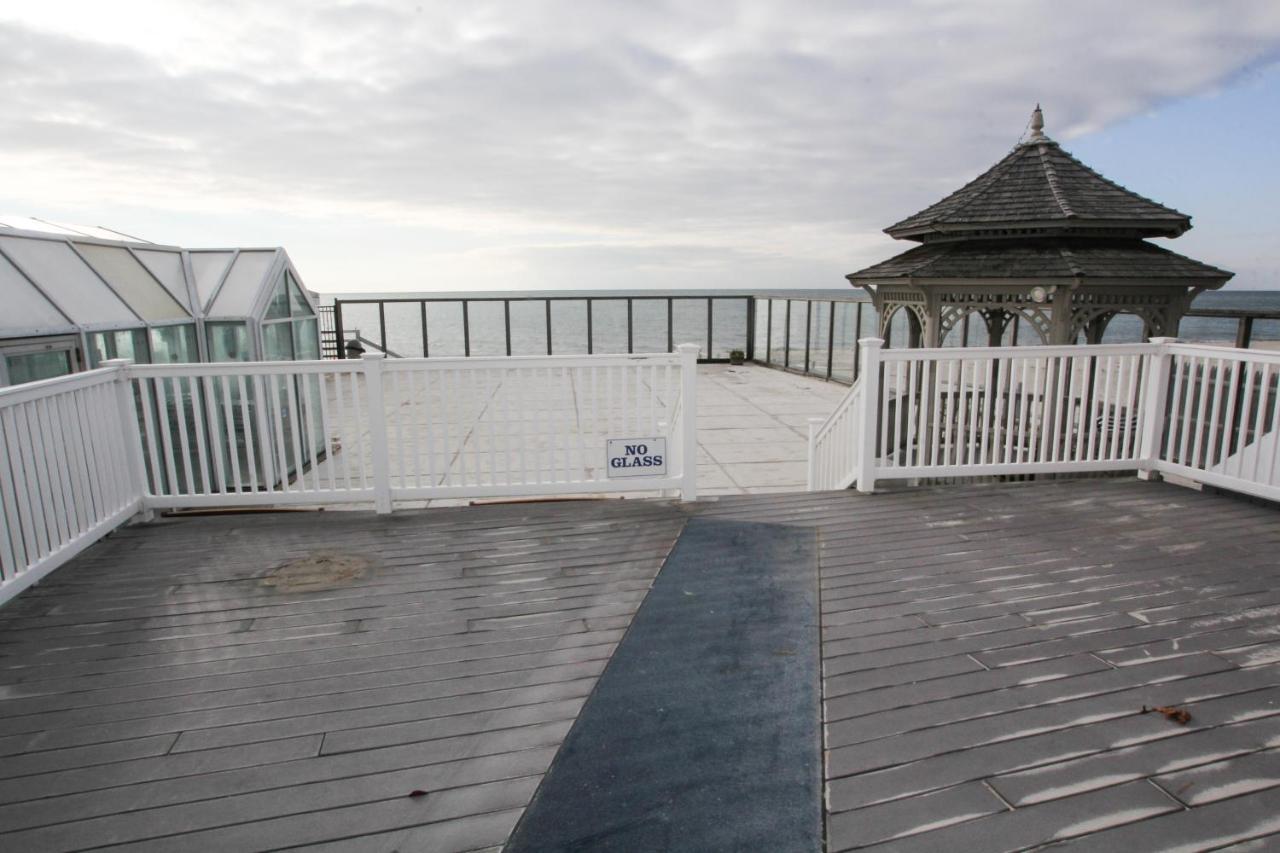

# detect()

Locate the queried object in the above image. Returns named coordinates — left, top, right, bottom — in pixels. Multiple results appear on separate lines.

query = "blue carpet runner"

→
left=505, top=517, right=821, bottom=852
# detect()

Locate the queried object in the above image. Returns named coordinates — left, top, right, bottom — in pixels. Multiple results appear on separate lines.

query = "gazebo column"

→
left=982, top=310, right=1011, bottom=347
left=1048, top=287, right=1076, bottom=345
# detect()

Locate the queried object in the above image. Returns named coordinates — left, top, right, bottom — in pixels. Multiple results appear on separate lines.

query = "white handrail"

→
left=808, top=378, right=861, bottom=491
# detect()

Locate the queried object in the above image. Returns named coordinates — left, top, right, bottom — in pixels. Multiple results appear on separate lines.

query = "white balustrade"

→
left=0, top=349, right=698, bottom=606
left=0, top=363, right=145, bottom=604
left=808, top=338, right=1280, bottom=503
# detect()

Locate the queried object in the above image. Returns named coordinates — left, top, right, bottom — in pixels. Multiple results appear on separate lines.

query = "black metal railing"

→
left=322, top=293, right=1280, bottom=387
left=1184, top=307, right=1280, bottom=349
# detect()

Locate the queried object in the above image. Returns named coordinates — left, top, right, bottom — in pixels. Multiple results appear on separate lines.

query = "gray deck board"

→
left=0, top=500, right=685, bottom=851
left=1, top=478, right=1278, bottom=850
left=692, top=478, right=1280, bottom=851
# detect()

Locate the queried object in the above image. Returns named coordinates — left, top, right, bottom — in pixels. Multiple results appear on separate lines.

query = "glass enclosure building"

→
left=0, top=222, right=320, bottom=386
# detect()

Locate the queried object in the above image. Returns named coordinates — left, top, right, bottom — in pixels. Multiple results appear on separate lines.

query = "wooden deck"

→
left=1, top=479, right=1279, bottom=850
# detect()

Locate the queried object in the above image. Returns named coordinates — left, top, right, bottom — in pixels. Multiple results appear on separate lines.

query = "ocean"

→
left=334, top=289, right=1280, bottom=365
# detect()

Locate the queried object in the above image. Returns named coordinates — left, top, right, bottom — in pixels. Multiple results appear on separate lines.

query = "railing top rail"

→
left=1166, top=342, right=1280, bottom=364
left=383, top=352, right=685, bottom=370
left=324, top=289, right=866, bottom=303
left=1185, top=307, right=1280, bottom=320
left=125, top=351, right=688, bottom=379
left=0, top=365, right=120, bottom=406
left=879, top=342, right=1159, bottom=361
left=813, top=379, right=860, bottom=443
left=129, top=360, right=366, bottom=378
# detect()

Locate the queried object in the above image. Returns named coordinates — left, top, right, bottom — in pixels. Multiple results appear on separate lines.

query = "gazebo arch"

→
left=848, top=107, right=1232, bottom=346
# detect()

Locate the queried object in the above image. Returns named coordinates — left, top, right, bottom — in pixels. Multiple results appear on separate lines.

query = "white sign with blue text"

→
left=605, top=438, right=667, bottom=478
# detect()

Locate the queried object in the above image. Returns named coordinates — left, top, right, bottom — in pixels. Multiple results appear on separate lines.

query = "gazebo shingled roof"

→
left=848, top=106, right=1232, bottom=346
left=850, top=238, right=1232, bottom=282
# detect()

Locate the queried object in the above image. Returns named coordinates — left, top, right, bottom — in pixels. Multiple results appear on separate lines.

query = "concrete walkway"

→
left=694, top=365, right=850, bottom=495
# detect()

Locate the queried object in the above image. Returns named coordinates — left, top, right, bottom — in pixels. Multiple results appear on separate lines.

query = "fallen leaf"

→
left=407, top=789, right=429, bottom=799
left=1141, top=704, right=1192, bottom=725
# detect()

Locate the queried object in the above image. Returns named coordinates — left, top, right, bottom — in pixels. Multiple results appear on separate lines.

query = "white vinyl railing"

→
left=809, top=337, right=1280, bottom=503
left=0, top=365, right=145, bottom=602
left=0, top=347, right=698, bottom=606
left=807, top=379, right=861, bottom=491
left=1159, top=343, right=1280, bottom=500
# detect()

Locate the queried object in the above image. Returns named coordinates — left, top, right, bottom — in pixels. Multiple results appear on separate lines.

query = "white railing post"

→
left=807, top=416, right=824, bottom=490
left=362, top=353, right=393, bottom=514
left=100, top=359, right=153, bottom=521
left=855, top=338, right=884, bottom=494
left=1138, top=337, right=1178, bottom=481
left=677, top=343, right=700, bottom=501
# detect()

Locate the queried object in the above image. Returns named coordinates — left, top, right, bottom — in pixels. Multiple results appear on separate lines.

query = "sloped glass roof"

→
left=0, top=252, right=72, bottom=334
left=0, top=228, right=309, bottom=341
left=0, top=235, right=138, bottom=327
left=133, top=248, right=192, bottom=311
left=212, top=250, right=279, bottom=317
left=190, top=251, right=236, bottom=313
left=75, top=243, right=190, bottom=322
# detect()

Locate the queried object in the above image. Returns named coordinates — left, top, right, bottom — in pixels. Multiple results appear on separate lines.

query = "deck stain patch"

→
left=260, top=552, right=370, bottom=593
left=505, top=517, right=822, bottom=852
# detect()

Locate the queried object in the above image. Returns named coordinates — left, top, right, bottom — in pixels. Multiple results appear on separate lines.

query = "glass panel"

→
left=0, top=252, right=70, bottom=333
left=189, top=251, right=235, bottom=313
left=753, top=299, right=768, bottom=361
left=788, top=301, right=808, bottom=369
left=337, top=303, right=380, bottom=353
left=87, top=328, right=149, bottom=367
left=831, top=302, right=857, bottom=382
left=133, top=249, right=191, bottom=312
left=5, top=350, right=72, bottom=385
left=293, top=318, right=320, bottom=360
left=425, top=301, right=466, bottom=356
left=671, top=299, right=706, bottom=359
left=75, top=243, right=188, bottom=322
left=808, top=301, right=831, bottom=377
left=549, top=300, right=587, bottom=355
left=286, top=272, right=314, bottom=317
left=509, top=300, right=548, bottom=356
left=632, top=299, right=667, bottom=353
left=382, top=303, right=423, bottom=357
left=207, top=322, right=251, bottom=361
left=467, top=301, right=506, bottom=356
left=591, top=299, right=628, bottom=354
left=769, top=300, right=787, bottom=364
left=212, top=251, right=279, bottom=318
left=711, top=298, right=747, bottom=359
left=150, top=324, right=198, bottom=364
left=0, top=236, right=137, bottom=325
left=264, top=273, right=290, bottom=320
left=263, top=321, right=294, bottom=361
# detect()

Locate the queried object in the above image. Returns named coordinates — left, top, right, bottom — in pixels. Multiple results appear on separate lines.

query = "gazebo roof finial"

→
left=1028, top=104, right=1046, bottom=142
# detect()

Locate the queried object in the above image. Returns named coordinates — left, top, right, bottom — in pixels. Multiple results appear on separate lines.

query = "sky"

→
left=2, top=1, right=1280, bottom=294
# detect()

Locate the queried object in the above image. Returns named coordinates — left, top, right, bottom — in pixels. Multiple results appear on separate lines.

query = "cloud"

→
left=1, top=1, right=1279, bottom=291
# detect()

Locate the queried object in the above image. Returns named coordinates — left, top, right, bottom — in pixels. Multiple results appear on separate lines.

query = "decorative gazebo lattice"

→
left=848, top=107, right=1233, bottom=347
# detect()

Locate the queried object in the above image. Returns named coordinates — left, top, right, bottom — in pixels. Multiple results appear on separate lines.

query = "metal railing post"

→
left=855, top=338, right=884, bottom=494
left=1138, top=337, right=1178, bottom=481
left=807, top=416, right=824, bottom=490
left=101, top=358, right=153, bottom=520
left=362, top=353, right=393, bottom=513
left=677, top=343, right=699, bottom=501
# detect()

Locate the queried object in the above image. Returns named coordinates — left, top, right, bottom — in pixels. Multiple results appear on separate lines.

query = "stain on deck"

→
left=1, top=479, right=1279, bottom=851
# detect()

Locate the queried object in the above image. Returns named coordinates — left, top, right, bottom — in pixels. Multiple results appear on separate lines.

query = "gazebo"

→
left=848, top=107, right=1233, bottom=347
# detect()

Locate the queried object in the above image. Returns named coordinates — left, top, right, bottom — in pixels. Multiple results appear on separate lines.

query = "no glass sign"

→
left=605, top=438, right=667, bottom=478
